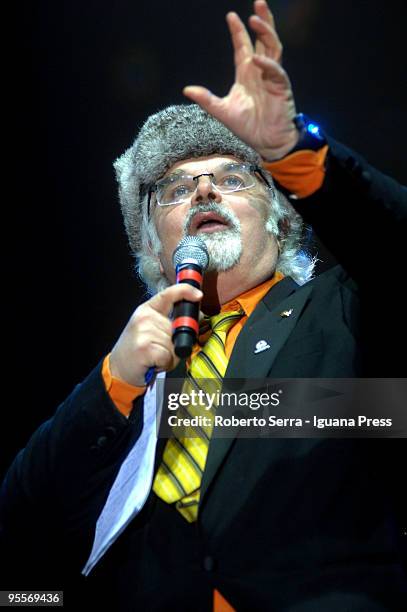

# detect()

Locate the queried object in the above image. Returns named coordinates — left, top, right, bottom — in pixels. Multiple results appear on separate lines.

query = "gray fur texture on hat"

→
left=113, top=104, right=262, bottom=253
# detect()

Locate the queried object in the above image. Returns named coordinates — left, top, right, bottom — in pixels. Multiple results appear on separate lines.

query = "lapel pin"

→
left=254, top=340, right=271, bottom=354
left=280, top=308, right=293, bottom=318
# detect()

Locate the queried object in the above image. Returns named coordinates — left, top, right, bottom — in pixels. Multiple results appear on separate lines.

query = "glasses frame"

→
left=146, top=164, right=273, bottom=217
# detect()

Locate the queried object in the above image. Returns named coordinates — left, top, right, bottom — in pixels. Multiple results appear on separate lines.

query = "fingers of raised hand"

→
left=251, top=54, right=290, bottom=90
left=252, top=2, right=270, bottom=61
left=254, top=0, right=276, bottom=30
left=254, top=38, right=266, bottom=57
left=249, top=13, right=282, bottom=63
left=183, top=86, right=223, bottom=116
left=226, top=11, right=254, bottom=68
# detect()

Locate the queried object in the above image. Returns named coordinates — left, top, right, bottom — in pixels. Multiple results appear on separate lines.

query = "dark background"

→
left=2, top=0, right=406, bottom=474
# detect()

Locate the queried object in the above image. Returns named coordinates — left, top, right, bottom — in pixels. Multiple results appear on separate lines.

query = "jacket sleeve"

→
left=0, top=360, right=144, bottom=575
left=287, top=137, right=407, bottom=284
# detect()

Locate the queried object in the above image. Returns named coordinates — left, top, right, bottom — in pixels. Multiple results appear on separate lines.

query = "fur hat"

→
left=113, top=104, right=262, bottom=252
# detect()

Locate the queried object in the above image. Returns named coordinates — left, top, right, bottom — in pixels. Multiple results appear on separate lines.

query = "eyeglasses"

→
left=147, top=162, right=273, bottom=216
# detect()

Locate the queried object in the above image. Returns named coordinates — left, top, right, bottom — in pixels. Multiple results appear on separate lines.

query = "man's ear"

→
left=159, top=260, right=165, bottom=275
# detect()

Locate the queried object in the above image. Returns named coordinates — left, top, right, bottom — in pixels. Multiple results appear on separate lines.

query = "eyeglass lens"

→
left=156, top=163, right=256, bottom=206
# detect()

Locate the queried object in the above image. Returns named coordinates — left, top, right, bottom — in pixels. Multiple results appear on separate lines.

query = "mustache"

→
left=183, top=202, right=241, bottom=235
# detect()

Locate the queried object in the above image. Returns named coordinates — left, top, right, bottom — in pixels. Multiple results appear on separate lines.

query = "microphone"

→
left=172, top=236, right=209, bottom=358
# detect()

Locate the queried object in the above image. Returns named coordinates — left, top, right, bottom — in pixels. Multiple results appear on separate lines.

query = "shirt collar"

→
left=220, top=271, right=285, bottom=317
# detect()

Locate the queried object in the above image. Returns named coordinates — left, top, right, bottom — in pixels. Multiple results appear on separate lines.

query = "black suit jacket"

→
left=1, top=140, right=406, bottom=611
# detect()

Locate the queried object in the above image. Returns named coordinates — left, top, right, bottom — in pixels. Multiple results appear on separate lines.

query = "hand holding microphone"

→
left=109, top=236, right=208, bottom=387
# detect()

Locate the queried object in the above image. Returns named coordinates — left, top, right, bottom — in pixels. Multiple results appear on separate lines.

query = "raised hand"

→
left=183, top=0, right=299, bottom=161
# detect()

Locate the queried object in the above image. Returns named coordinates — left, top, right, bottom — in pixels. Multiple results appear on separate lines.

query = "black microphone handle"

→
left=172, top=261, right=204, bottom=358
left=173, top=298, right=200, bottom=358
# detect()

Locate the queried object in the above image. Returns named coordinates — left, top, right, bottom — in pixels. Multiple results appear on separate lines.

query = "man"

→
left=1, top=1, right=406, bottom=610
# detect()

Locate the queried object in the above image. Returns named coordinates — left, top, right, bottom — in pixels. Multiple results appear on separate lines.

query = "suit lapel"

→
left=227, top=277, right=312, bottom=379
left=199, top=276, right=314, bottom=509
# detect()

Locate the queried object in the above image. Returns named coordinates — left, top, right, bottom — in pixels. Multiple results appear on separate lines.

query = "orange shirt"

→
left=263, top=145, right=328, bottom=198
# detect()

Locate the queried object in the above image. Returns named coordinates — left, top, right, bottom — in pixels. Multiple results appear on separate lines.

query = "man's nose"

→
left=191, top=176, right=222, bottom=205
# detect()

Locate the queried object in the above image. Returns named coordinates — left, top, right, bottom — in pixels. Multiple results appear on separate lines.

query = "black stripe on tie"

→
left=177, top=500, right=199, bottom=509
left=161, top=460, right=187, bottom=496
left=185, top=370, right=201, bottom=392
left=176, top=402, right=210, bottom=441
left=186, top=369, right=220, bottom=395
left=197, top=351, right=223, bottom=379
left=210, top=331, right=226, bottom=351
left=213, top=313, right=242, bottom=331
left=187, top=371, right=221, bottom=412
left=172, top=436, right=204, bottom=476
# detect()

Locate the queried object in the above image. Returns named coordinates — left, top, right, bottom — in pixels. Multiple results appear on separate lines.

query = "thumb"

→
left=183, top=86, right=223, bottom=114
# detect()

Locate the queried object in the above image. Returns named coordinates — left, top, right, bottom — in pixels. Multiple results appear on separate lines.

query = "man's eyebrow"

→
left=161, top=168, right=187, bottom=181
left=164, top=161, right=240, bottom=179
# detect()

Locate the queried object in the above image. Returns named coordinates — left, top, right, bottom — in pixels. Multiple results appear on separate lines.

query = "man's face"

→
left=151, top=154, right=279, bottom=288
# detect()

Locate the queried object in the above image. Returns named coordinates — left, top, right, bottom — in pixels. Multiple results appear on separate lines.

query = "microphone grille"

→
left=173, top=236, right=209, bottom=270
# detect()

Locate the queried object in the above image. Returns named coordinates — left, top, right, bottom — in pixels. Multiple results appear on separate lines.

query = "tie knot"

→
left=210, top=309, right=244, bottom=332
left=198, top=308, right=244, bottom=346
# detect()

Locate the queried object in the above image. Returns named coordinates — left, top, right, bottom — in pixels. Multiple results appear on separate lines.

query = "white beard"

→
left=183, top=202, right=242, bottom=272
left=198, top=228, right=242, bottom=271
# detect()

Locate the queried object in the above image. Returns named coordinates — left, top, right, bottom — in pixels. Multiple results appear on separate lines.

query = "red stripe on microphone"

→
left=177, top=269, right=203, bottom=284
left=172, top=317, right=199, bottom=334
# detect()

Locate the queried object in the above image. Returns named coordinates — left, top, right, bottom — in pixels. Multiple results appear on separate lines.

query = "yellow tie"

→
left=152, top=309, right=243, bottom=522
